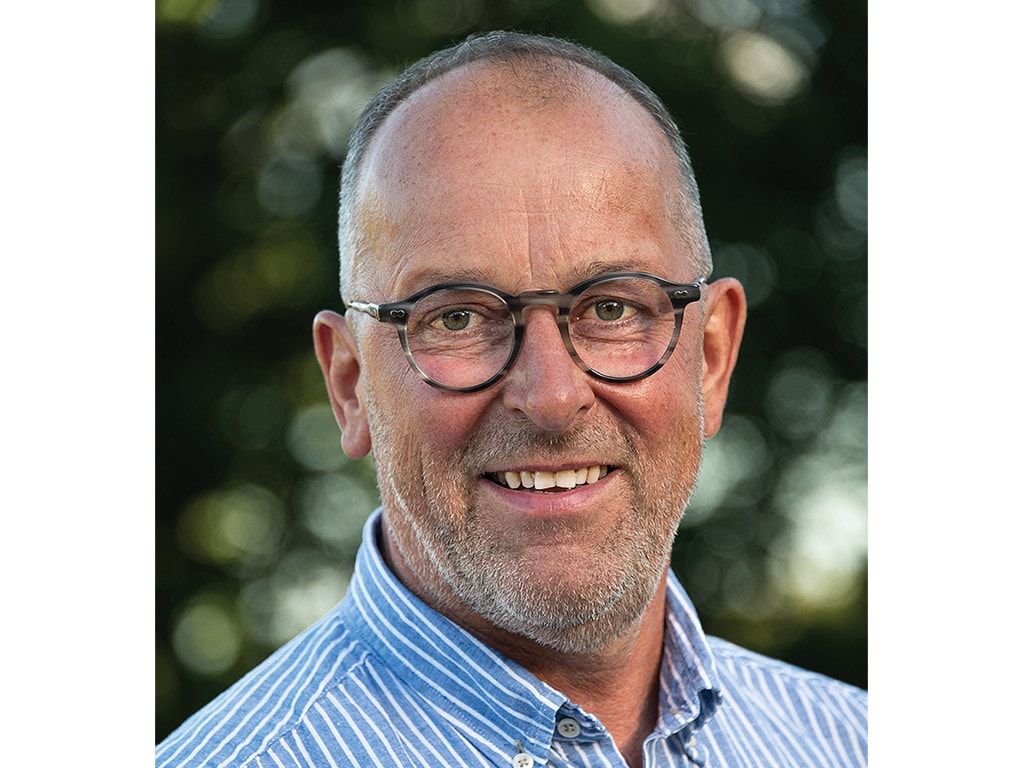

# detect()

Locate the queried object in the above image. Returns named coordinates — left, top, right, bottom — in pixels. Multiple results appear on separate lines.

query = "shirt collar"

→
left=341, top=510, right=565, bottom=761
left=659, top=572, right=723, bottom=736
left=341, top=509, right=722, bottom=760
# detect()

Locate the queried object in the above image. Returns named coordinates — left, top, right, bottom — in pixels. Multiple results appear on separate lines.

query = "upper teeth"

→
left=498, top=465, right=608, bottom=491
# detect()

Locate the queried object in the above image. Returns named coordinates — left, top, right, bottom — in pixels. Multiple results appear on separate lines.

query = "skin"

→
left=314, top=60, right=746, bottom=768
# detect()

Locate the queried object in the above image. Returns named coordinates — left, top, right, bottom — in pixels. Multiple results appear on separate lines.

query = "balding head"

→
left=336, top=31, right=711, bottom=299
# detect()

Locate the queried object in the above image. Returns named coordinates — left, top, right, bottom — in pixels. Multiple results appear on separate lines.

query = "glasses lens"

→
left=405, top=288, right=515, bottom=389
left=569, top=277, right=677, bottom=379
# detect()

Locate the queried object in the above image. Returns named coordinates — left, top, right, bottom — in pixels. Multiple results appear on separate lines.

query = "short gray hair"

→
left=336, top=30, right=712, bottom=298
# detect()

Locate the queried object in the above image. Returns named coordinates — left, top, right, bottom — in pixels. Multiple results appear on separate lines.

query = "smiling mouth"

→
left=486, top=465, right=611, bottom=492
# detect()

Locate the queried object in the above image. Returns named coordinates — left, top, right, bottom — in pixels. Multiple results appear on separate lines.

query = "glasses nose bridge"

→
left=512, top=289, right=575, bottom=327
left=507, top=289, right=580, bottom=368
left=511, top=289, right=573, bottom=321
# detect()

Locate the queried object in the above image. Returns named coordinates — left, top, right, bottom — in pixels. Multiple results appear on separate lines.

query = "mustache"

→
left=459, top=414, right=640, bottom=472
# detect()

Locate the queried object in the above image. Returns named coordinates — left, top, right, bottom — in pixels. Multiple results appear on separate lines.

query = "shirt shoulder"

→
left=156, top=605, right=370, bottom=768
left=704, top=636, right=868, bottom=765
left=709, top=635, right=866, bottom=702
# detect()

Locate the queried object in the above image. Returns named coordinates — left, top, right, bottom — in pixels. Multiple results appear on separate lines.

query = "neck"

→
left=470, top=578, right=669, bottom=768
left=381, top=526, right=668, bottom=768
left=550, top=588, right=666, bottom=767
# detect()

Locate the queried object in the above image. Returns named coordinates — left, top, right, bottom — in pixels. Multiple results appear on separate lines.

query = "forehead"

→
left=353, top=60, right=685, bottom=293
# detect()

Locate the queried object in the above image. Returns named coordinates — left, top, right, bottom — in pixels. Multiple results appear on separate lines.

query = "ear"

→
left=313, top=310, right=372, bottom=459
left=700, top=278, right=747, bottom=438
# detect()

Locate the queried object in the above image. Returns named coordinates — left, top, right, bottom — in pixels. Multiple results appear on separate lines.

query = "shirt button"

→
left=511, top=751, right=534, bottom=768
left=556, top=717, right=582, bottom=738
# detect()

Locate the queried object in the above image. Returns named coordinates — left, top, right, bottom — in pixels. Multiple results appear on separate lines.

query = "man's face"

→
left=340, top=64, right=720, bottom=653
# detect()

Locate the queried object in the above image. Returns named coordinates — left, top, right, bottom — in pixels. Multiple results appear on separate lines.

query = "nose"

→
left=500, top=306, right=595, bottom=432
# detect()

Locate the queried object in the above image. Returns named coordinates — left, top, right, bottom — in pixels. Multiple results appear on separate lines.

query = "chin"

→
left=454, top=549, right=667, bottom=654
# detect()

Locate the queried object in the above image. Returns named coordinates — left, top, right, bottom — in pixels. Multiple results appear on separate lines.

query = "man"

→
left=157, top=31, right=867, bottom=767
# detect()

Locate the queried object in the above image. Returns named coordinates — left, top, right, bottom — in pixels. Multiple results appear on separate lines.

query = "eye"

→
left=578, top=297, right=639, bottom=324
left=421, top=302, right=499, bottom=334
left=594, top=299, right=626, bottom=322
left=438, top=309, right=473, bottom=331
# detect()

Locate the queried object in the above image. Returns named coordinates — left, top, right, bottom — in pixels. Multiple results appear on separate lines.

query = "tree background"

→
left=156, top=0, right=867, bottom=741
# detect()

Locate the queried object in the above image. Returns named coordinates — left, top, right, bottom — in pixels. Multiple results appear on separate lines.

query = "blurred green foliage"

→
left=156, top=0, right=867, bottom=742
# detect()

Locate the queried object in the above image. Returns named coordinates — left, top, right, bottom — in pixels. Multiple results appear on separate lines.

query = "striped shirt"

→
left=157, top=510, right=867, bottom=767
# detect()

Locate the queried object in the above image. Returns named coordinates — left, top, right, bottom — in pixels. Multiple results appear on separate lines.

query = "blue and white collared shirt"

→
left=157, top=510, right=867, bottom=767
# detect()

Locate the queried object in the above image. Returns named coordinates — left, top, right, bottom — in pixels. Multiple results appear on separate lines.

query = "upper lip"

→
left=482, top=458, right=610, bottom=474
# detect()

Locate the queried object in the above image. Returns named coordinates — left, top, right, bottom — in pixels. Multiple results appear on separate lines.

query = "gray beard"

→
left=373, top=409, right=702, bottom=655
left=445, top=509, right=673, bottom=655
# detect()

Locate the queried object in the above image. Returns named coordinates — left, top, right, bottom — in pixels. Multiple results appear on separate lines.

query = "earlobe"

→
left=313, top=310, right=372, bottom=459
left=700, top=278, right=747, bottom=438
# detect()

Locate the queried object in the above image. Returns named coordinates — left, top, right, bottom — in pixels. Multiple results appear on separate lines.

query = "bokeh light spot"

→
left=171, top=594, right=243, bottom=676
left=178, top=483, right=285, bottom=565
left=834, top=148, right=868, bottom=232
left=256, top=158, right=322, bottom=218
left=283, top=48, right=390, bottom=160
left=771, top=479, right=866, bottom=607
left=286, top=403, right=346, bottom=472
left=586, top=0, right=661, bottom=25
left=693, top=0, right=761, bottom=30
left=712, top=242, right=777, bottom=307
left=687, top=414, right=771, bottom=521
left=297, top=473, right=378, bottom=553
left=238, top=552, right=350, bottom=646
left=721, top=30, right=808, bottom=105
left=765, top=348, right=835, bottom=440
left=197, top=0, right=264, bottom=40
left=815, top=149, right=868, bottom=260
left=770, top=381, right=866, bottom=607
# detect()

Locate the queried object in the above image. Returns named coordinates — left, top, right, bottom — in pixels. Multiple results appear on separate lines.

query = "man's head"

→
left=314, top=32, right=745, bottom=654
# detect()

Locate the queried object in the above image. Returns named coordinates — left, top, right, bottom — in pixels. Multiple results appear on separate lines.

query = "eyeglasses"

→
left=345, top=271, right=704, bottom=393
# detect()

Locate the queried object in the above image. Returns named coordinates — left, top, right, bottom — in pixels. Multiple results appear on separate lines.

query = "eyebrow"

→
left=568, top=259, right=654, bottom=283
left=400, top=267, right=494, bottom=289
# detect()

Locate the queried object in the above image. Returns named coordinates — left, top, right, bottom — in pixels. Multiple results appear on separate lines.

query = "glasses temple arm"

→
left=345, top=300, right=382, bottom=320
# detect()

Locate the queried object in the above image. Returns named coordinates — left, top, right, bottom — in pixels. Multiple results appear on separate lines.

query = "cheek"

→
left=607, top=350, right=702, bottom=430
left=600, top=364, right=704, bottom=498
left=618, top=384, right=697, bottom=450
left=360, top=335, right=491, bottom=456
